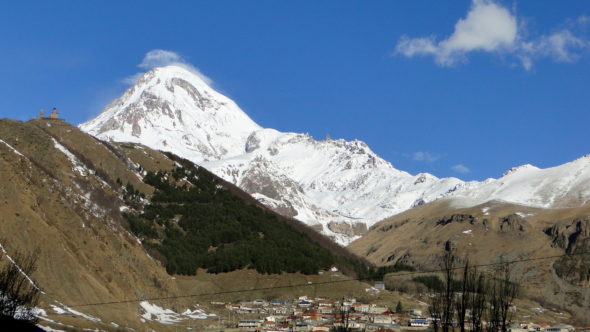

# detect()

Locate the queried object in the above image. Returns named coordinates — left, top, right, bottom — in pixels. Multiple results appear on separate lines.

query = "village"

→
left=209, top=294, right=426, bottom=331
left=204, top=294, right=581, bottom=332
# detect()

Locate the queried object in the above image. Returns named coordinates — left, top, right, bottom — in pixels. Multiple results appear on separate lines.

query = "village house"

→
left=311, top=326, right=330, bottom=332
left=407, top=308, right=423, bottom=317
left=409, top=317, right=429, bottom=327
left=545, top=324, right=575, bottom=332
left=353, top=303, right=371, bottom=313
left=368, top=305, right=388, bottom=314
left=252, top=298, right=268, bottom=306
left=238, top=319, right=261, bottom=328
left=372, top=314, right=394, bottom=325
left=270, top=299, right=287, bottom=306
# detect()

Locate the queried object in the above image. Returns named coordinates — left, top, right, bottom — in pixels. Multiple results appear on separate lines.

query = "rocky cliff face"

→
left=545, top=218, right=590, bottom=287
left=545, top=218, right=590, bottom=253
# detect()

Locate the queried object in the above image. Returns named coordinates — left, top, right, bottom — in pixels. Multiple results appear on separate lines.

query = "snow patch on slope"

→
left=51, top=138, right=90, bottom=176
left=139, top=301, right=214, bottom=324
left=0, top=242, right=44, bottom=293
left=50, top=302, right=101, bottom=323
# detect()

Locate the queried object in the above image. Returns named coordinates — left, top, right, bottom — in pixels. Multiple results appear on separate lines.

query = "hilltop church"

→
left=38, top=107, right=62, bottom=120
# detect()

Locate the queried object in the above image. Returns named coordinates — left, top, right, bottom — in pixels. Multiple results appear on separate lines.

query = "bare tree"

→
left=429, top=291, right=443, bottom=332
left=441, top=249, right=456, bottom=332
left=331, top=307, right=351, bottom=332
left=468, top=269, right=487, bottom=332
left=486, top=261, right=519, bottom=332
left=0, top=247, right=41, bottom=324
left=487, top=276, right=501, bottom=332
left=455, top=258, right=470, bottom=332
left=496, top=262, right=519, bottom=332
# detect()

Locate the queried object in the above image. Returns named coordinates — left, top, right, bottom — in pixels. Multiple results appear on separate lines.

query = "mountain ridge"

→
left=80, top=64, right=590, bottom=245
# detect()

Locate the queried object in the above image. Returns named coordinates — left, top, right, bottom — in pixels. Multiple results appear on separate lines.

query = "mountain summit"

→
left=80, top=65, right=590, bottom=245
left=80, top=65, right=261, bottom=162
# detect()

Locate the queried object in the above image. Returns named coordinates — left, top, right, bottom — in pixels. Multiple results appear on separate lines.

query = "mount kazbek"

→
left=80, top=65, right=590, bottom=245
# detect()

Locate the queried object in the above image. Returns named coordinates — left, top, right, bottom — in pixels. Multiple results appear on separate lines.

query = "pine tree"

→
left=395, top=301, right=403, bottom=313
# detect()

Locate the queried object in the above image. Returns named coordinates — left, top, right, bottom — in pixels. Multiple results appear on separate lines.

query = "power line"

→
left=65, top=250, right=590, bottom=308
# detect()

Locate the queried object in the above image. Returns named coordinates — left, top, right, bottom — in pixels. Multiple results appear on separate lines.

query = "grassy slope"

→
left=0, top=118, right=374, bottom=330
left=349, top=198, right=590, bottom=323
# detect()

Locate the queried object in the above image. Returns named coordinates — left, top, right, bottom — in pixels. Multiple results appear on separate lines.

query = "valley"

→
left=2, top=1, right=590, bottom=331
left=0, top=113, right=587, bottom=330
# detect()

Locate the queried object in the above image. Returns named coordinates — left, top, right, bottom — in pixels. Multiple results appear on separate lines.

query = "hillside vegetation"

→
left=123, top=158, right=335, bottom=275
left=0, top=118, right=374, bottom=330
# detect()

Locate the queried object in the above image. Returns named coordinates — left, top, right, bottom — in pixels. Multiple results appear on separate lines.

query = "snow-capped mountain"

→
left=81, top=65, right=260, bottom=163
left=80, top=65, right=590, bottom=245
left=448, top=156, right=590, bottom=208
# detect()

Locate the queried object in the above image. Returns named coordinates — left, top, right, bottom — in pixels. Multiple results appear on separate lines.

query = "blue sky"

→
left=1, top=1, right=589, bottom=180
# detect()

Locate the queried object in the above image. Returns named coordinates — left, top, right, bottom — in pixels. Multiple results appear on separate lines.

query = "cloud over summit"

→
left=394, top=0, right=589, bottom=69
left=124, top=50, right=212, bottom=85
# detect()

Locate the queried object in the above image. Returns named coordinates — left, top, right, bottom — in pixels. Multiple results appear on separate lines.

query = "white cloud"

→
left=394, top=0, right=589, bottom=69
left=139, top=49, right=183, bottom=69
left=124, top=49, right=212, bottom=85
left=412, top=151, right=439, bottom=163
left=452, top=164, right=471, bottom=173
left=522, top=30, right=587, bottom=63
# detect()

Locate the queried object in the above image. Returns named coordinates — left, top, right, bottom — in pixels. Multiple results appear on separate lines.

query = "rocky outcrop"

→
left=545, top=218, right=590, bottom=253
left=435, top=214, right=477, bottom=226
left=327, top=221, right=368, bottom=237
left=499, top=214, right=528, bottom=233
left=545, top=218, right=590, bottom=286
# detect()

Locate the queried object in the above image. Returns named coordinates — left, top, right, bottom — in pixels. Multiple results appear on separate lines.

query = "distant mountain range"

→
left=80, top=65, right=590, bottom=245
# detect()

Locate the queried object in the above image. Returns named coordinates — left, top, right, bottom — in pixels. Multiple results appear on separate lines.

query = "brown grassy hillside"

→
left=0, top=118, right=372, bottom=331
left=349, top=199, right=590, bottom=323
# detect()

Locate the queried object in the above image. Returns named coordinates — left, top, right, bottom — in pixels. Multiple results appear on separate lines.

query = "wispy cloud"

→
left=139, top=49, right=183, bottom=69
left=122, top=72, right=143, bottom=85
left=452, top=164, right=471, bottom=174
left=123, top=49, right=212, bottom=85
left=394, top=0, right=589, bottom=70
left=412, top=151, right=440, bottom=163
